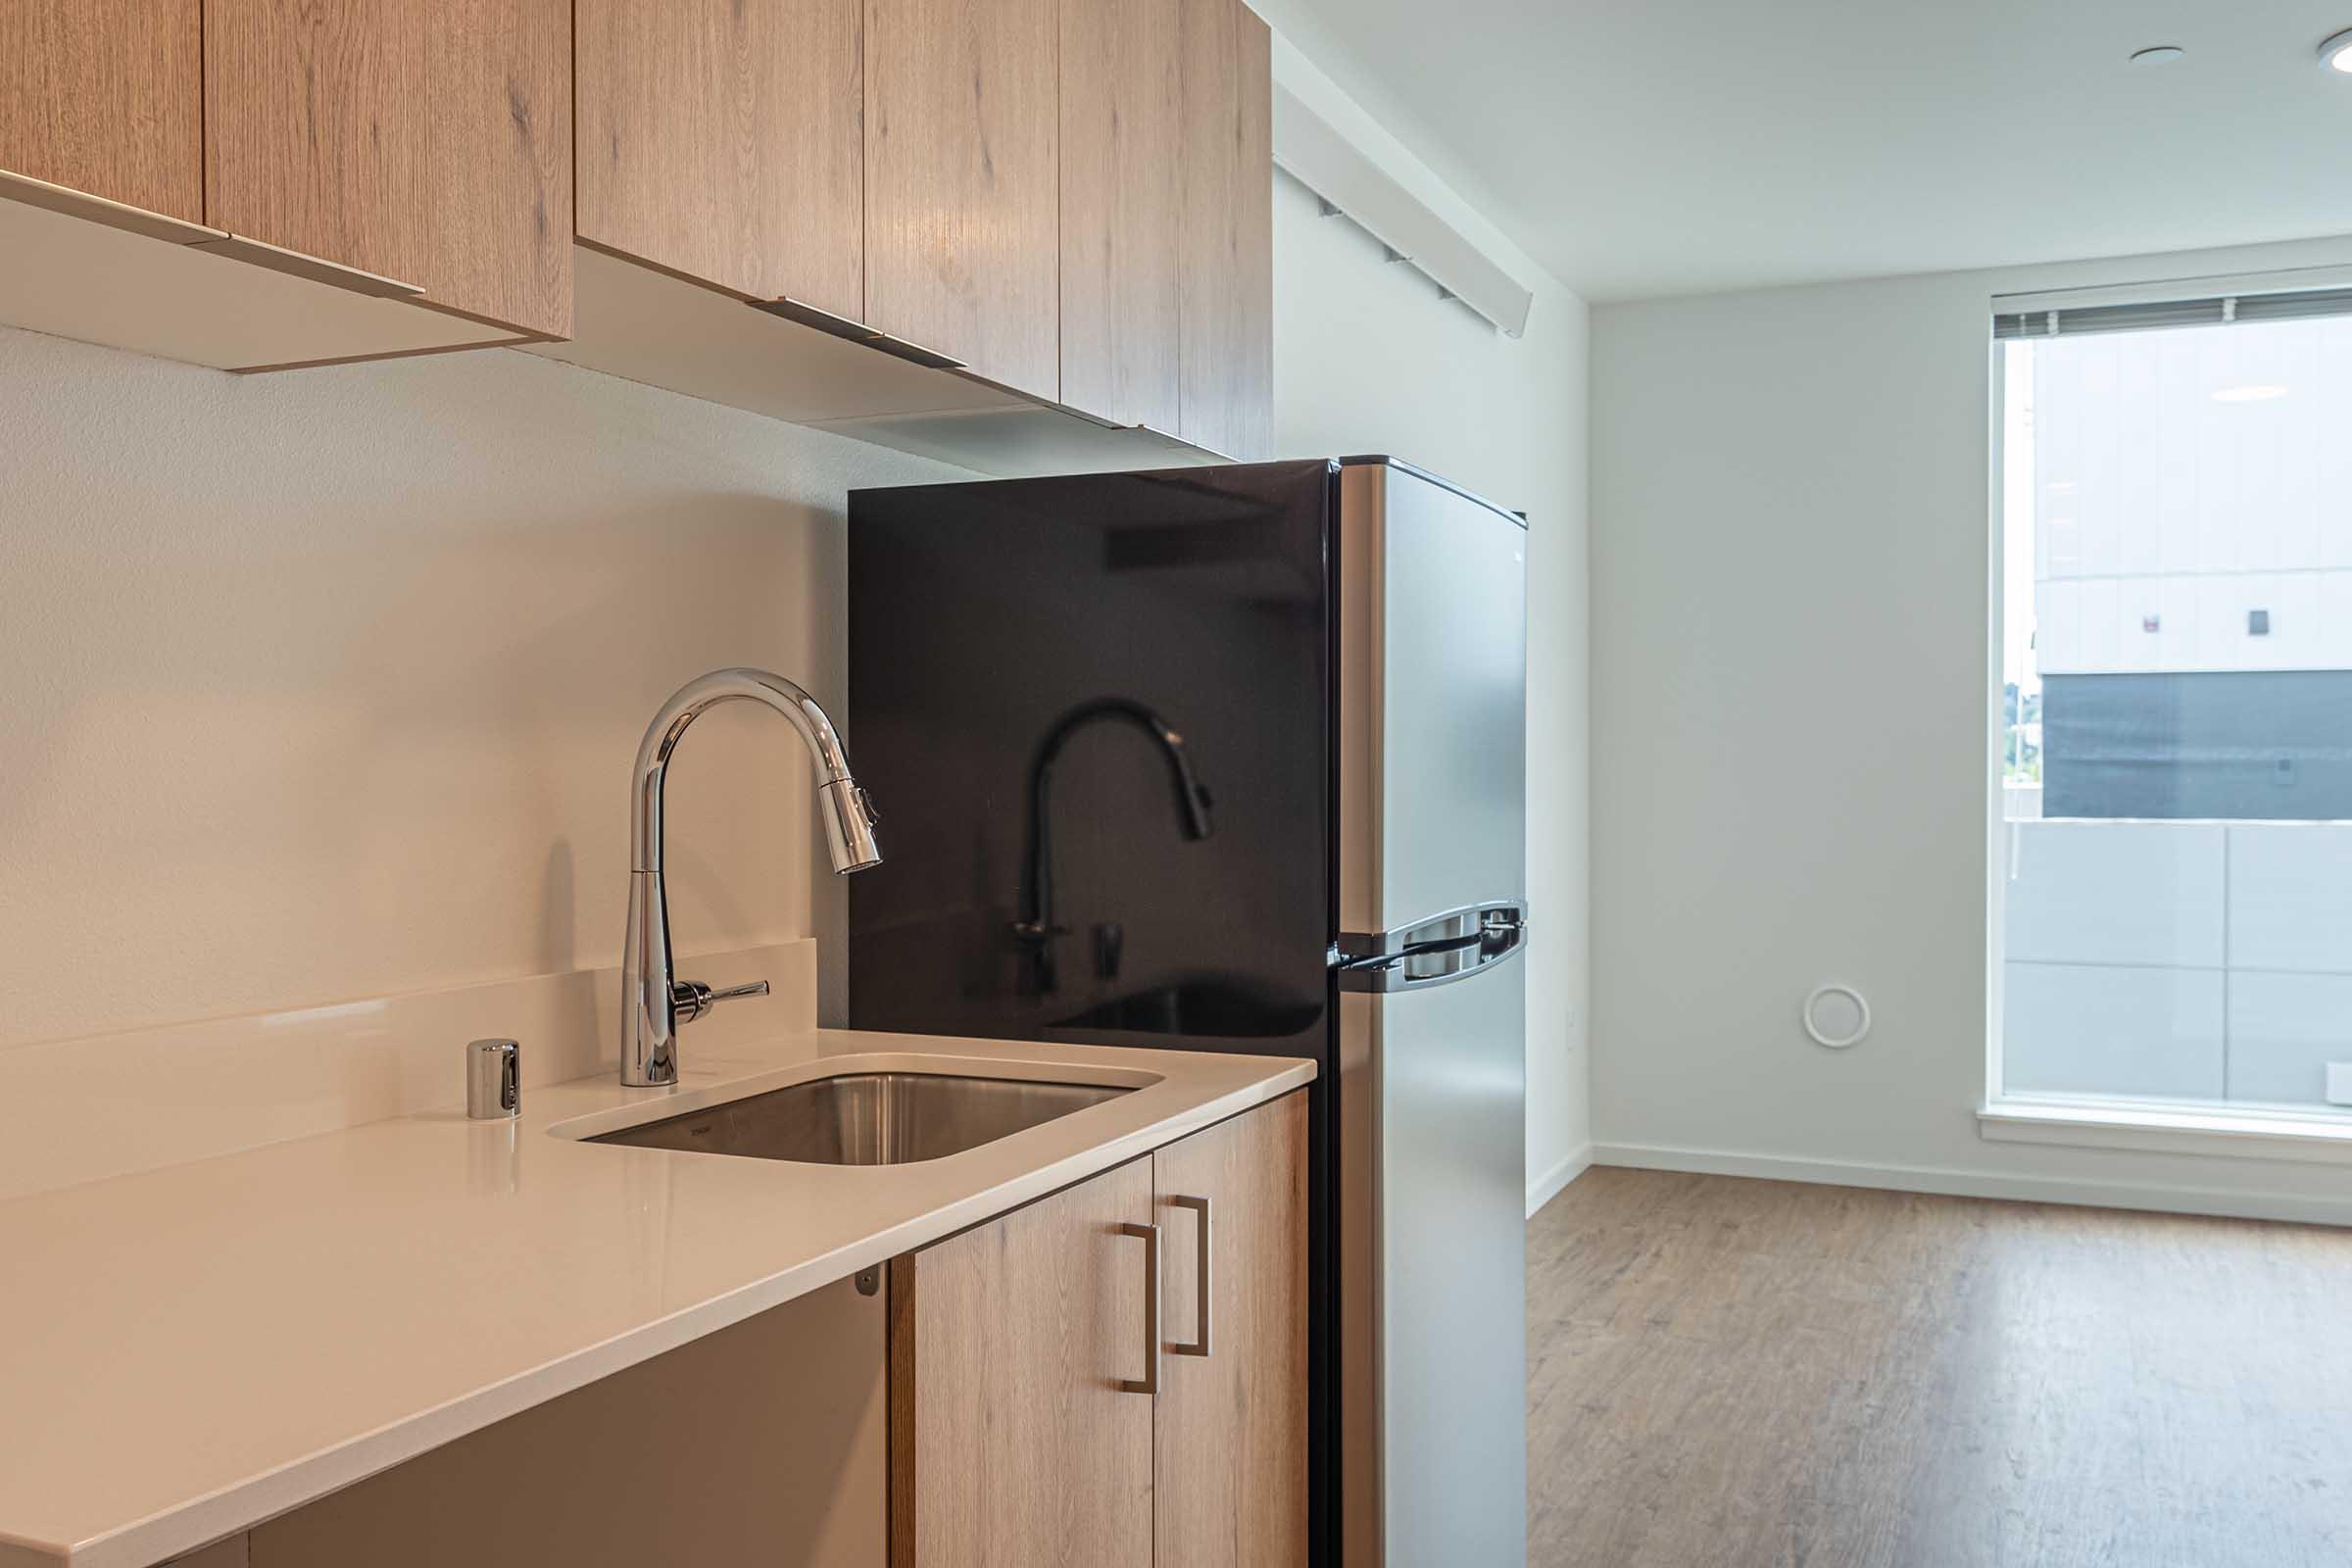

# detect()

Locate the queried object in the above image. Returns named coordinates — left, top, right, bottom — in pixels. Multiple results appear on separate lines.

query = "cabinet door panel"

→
left=576, top=0, right=863, bottom=318
left=1155, top=1093, right=1310, bottom=1568
left=864, top=0, right=1059, bottom=400
left=1058, top=0, right=1179, bottom=431
left=1177, top=0, right=1272, bottom=461
left=891, top=1157, right=1154, bottom=1568
left=0, top=0, right=202, bottom=221
left=204, top=0, right=571, bottom=338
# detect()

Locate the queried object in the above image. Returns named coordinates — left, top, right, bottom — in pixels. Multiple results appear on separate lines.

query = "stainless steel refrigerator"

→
left=848, top=456, right=1528, bottom=1567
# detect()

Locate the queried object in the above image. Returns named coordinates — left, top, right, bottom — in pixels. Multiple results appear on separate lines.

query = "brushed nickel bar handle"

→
left=1168, top=1196, right=1212, bottom=1357
left=1117, top=1221, right=1161, bottom=1395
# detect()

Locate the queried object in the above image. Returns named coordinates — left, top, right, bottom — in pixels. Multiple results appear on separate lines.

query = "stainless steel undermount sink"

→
left=587, top=1072, right=1134, bottom=1166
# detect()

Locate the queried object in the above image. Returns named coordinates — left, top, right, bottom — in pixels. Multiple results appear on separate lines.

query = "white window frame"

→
left=1980, top=266, right=2352, bottom=1162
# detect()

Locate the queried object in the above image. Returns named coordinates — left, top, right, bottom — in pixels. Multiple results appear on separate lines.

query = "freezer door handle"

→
left=1334, top=900, right=1529, bottom=993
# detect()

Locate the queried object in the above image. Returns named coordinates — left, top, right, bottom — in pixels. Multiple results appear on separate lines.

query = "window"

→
left=1994, top=289, right=2352, bottom=1117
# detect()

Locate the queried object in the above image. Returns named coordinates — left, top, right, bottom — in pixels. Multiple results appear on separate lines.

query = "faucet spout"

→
left=621, top=668, right=882, bottom=1087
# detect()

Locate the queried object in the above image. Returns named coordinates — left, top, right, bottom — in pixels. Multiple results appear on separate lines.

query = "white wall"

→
left=1590, top=235, right=2352, bottom=1223
left=0, top=324, right=960, bottom=1053
left=1271, top=40, right=1592, bottom=1210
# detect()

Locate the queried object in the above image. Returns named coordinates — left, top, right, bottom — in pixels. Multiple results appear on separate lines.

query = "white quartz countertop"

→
left=0, top=1030, right=1314, bottom=1568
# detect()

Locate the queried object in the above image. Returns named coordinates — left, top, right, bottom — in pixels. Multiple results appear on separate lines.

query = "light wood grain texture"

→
left=1154, top=1093, right=1310, bottom=1568
left=575, top=0, right=863, bottom=318
left=891, top=1157, right=1154, bottom=1568
left=1057, top=0, right=1180, bottom=431
left=0, top=0, right=201, bottom=222
left=1527, top=1167, right=2352, bottom=1568
left=203, top=0, right=572, bottom=338
left=249, top=1278, right=886, bottom=1568
left=1176, top=0, right=1271, bottom=461
left=863, top=0, right=1060, bottom=400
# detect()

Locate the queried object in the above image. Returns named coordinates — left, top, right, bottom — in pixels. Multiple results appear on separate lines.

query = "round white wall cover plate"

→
left=1803, top=984, right=1871, bottom=1049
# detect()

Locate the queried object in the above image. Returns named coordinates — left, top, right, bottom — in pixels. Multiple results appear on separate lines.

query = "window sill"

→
left=1980, top=1099, right=2352, bottom=1167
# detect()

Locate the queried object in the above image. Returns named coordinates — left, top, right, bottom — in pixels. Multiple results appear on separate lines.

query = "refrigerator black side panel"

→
left=847, top=463, right=1336, bottom=1059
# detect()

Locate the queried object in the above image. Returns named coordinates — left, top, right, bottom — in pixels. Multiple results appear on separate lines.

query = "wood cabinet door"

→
left=1153, top=1093, right=1310, bottom=1568
left=575, top=0, right=863, bottom=319
left=0, top=0, right=202, bottom=221
left=1057, top=0, right=1180, bottom=432
left=1177, top=0, right=1272, bottom=461
left=891, top=1157, right=1155, bottom=1568
left=203, top=0, right=572, bottom=338
left=863, top=0, right=1059, bottom=401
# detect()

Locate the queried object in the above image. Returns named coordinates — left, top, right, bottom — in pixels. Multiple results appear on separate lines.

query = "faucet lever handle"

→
left=670, top=979, right=770, bottom=1024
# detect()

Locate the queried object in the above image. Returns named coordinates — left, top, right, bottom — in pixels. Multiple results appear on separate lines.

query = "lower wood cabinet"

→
left=890, top=1152, right=1156, bottom=1568
left=1153, top=1088, right=1311, bottom=1568
left=890, top=1091, right=1308, bottom=1568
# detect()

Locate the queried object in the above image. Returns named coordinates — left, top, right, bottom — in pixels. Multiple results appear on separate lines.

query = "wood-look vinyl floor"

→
left=1526, top=1168, right=2352, bottom=1568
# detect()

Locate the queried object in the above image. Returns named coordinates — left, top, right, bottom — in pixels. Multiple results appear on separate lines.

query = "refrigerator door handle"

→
left=1334, top=900, right=1529, bottom=993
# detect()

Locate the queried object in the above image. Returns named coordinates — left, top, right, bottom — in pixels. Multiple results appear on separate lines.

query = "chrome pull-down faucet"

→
left=620, top=667, right=883, bottom=1088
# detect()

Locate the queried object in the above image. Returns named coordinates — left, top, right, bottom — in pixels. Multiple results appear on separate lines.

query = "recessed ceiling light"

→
left=2213, top=384, right=2290, bottom=403
left=2130, top=45, right=2184, bottom=65
left=2322, top=27, right=2352, bottom=72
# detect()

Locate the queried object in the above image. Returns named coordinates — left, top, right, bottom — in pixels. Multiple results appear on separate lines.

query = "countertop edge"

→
left=58, top=1054, right=1317, bottom=1568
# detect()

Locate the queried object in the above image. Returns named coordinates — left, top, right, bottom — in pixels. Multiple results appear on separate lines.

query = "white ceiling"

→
left=1256, top=0, right=2352, bottom=302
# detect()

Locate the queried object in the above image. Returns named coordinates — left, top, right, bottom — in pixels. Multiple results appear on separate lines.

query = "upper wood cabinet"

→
left=0, top=0, right=202, bottom=222
left=1058, top=0, right=1181, bottom=433
left=574, top=0, right=863, bottom=320
left=891, top=1153, right=1156, bottom=1568
left=1154, top=1091, right=1310, bottom=1568
left=1178, top=0, right=1273, bottom=461
left=864, top=0, right=1061, bottom=402
left=0, top=0, right=1269, bottom=464
left=202, top=0, right=572, bottom=340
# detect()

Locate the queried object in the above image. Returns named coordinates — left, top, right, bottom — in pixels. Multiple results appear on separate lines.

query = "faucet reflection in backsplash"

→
left=1010, top=697, right=1215, bottom=997
left=619, top=667, right=883, bottom=1088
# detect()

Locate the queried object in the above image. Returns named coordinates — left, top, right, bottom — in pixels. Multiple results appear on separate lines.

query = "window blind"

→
left=1992, top=286, right=2352, bottom=341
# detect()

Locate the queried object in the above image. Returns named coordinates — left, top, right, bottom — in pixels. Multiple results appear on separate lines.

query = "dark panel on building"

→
left=2042, top=670, right=2352, bottom=820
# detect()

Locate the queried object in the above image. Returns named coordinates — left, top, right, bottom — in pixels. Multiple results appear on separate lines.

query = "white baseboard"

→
left=1591, top=1141, right=2352, bottom=1229
left=1526, top=1144, right=1593, bottom=1217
